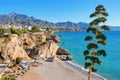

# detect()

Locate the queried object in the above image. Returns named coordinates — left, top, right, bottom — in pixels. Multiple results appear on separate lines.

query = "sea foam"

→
left=65, top=61, right=107, bottom=80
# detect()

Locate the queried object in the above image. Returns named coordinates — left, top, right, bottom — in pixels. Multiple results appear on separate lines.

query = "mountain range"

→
left=0, top=12, right=120, bottom=31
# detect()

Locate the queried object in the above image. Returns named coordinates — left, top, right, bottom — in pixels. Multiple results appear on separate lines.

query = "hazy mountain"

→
left=56, top=21, right=89, bottom=30
left=0, top=12, right=119, bottom=31
left=56, top=21, right=79, bottom=27
left=0, top=12, right=88, bottom=28
left=0, top=12, right=57, bottom=27
left=56, top=21, right=120, bottom=31
left=110, top=26, right=120, bottom=31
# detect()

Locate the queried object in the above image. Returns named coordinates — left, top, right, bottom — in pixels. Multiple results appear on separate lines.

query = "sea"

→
left=55, top=31, right=120, bottom=80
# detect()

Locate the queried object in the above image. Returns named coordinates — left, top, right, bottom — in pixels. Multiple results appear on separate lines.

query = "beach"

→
left=17, top=59, right=104, bottom=80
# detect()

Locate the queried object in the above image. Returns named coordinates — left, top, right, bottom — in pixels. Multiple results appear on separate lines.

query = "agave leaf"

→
left=96, top=34, right=106, bottom=40
left=97, top=50, right=106, bottom=57
left=87, top=43, right=98, bottom=50
left=97, top=40, right=106, bottom=45
left=91, top=67, right=97, bottom=72
left=84, top=50, right=90, bottom=56
left=85, top=36, right=93, bottom=41
left=101, top=25, right=110, bottom=31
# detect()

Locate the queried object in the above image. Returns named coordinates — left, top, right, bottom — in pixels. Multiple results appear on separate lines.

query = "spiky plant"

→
left=84, top=5, right=110, bottom=80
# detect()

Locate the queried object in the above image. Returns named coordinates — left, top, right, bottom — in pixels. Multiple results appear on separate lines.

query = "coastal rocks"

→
left=56, top=47, right=69, bottom=55
left=50, top=35, right=60, bottom=43
left=0, top=34, right=30, bottom=61
left=19, top=34, right=36, bottom=49
left=39, top=40, right=59, bottom=58
left=56, top=47, right=72, bottom=61
left=19, top=33, right=46, bottom=49
left=20, top=33, right=71, bottom=61
left=44, top=31, right=54, bottom=37
left=29, top=40, right=59, bottom=59
left=0, top=31, right=72, bottom=64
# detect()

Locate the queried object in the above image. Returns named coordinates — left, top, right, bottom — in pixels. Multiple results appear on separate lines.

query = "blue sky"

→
left=0, top=0, right=120, bottom=26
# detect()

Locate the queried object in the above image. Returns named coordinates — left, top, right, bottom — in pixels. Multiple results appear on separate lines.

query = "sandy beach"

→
left=17, top=59, right=104, bottom=80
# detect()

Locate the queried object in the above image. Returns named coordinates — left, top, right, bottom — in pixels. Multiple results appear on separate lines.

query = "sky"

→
left=0, top=0, right=120, bottom=26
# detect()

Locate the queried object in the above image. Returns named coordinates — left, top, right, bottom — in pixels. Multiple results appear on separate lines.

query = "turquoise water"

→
left=55, top=31, right=120, bottom=80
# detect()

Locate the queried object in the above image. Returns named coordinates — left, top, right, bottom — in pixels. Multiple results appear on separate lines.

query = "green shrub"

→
left=15, top=57, right=22, bottom=65
left=1, top=76, right=16, bottom=80
left=22, top=28, right=29, bottom=33
left=10, top=57, right=22, bottom=67
left=30, top=26, right=41, bottom=32
left=46, top=28, right=50, bottom=31
left=10, top=27, right=22, bottom=35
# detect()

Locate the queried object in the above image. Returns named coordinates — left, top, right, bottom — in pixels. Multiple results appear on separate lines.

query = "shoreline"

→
left=55, top=32, right=109, bottom=80
left=65, top=61, right=107, bottom=80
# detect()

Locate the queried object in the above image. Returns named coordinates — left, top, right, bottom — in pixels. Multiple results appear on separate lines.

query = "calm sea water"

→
left=55, top=31, right=120, bottom=80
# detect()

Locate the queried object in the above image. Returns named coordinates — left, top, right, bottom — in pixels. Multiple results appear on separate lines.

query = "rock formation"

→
left=38, top=40, right=59, bottom=58
left=0, top=31, right=71, bottom=64
left=0, top=34, right=30, bottom=61
left=50, top=35, right=60, bottom=43
left=19, top=33, right=46, bottom=49
left=29, top=40, right=59, bottom=59
left=56, top=47, right=70, bottom=55
left=56, top=47, right=72, bottom=61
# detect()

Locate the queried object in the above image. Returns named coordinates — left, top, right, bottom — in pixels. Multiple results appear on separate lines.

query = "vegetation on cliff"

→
left=1, top=76, right=16, bottom=80
left=30, top=26, right=41, bottom=32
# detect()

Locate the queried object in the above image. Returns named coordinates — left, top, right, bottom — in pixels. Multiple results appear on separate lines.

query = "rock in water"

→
left=56, top=47, right=70, bottom=55
left=56, top=47, right=72, bottom=61
left=50, top=35, right=60, bottom=43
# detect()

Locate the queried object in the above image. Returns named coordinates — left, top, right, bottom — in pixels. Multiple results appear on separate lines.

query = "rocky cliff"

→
left=0, top=32, right=71, bottom=64
left=0, top=34, right=30, bottom=62
left=29, top=40, right=59, bottom=59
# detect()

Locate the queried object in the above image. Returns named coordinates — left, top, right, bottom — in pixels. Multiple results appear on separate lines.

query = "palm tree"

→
left=84, top=5, right=110, bottom=80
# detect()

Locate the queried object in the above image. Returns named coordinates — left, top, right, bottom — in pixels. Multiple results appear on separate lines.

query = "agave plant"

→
left=84, top=5, right=110, bottom=80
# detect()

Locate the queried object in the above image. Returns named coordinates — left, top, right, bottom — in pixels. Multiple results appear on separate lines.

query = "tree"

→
left=30, top=26, right=41, bottom=32
left=84, top=5, right=110, bottom=80
left=10, top=26, right=22, bottom=35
